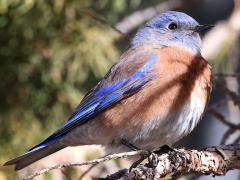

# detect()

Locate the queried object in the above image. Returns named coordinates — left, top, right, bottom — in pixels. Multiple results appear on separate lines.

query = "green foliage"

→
left=0, top=0, right=164, bottom=178
left=0, top=0, right=121, bottom=162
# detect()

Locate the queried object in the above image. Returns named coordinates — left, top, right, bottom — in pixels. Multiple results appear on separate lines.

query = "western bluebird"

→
left=4, top=11, right=212, bottom=170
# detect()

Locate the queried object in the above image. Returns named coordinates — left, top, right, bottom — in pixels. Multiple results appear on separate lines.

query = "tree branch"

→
left=24, top=144, right=240, bottom=179
left=23, top=150, right=148, bottom=180
left=207, top=109, right=240, bottom=130
left=105, top=144, right=240, bottom=179
left=115, top=0, right=184, bottom=34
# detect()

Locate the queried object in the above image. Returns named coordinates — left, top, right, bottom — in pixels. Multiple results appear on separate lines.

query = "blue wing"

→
left=29, top=54, right=158, bottom=152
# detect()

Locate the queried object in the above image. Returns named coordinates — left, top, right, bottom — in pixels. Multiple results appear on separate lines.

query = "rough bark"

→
left=105, top=144, right=240, bottom=179
left=24, top=144, right=240, bottom=179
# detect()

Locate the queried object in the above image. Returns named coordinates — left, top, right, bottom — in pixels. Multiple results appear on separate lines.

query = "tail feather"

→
left=4, top=144, right=65, bottom=170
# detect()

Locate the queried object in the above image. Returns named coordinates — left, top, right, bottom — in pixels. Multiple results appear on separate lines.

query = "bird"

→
left=4, top=11, right=212, bottom=170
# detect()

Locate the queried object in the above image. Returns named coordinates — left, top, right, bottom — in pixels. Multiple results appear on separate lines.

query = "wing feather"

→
left=29, top=50, right=159, bottom=151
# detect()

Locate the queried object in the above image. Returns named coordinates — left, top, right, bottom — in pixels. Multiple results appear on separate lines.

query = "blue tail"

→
left=4, top=137, right=66, bottom=170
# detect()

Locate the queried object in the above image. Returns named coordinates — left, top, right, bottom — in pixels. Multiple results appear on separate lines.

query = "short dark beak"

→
left=194, top=24, right=214, bottom=32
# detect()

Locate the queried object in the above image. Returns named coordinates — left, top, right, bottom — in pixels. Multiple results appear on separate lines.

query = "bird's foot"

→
left=121, top=140, right=175, bottom=172
left=121, top=139, right=140, bottom=151
left=153, top=144, right=175, bottom=154
left=129, top=145, right=175, bottom=172
left=120, top=139, right=151, bottom=172
left=129, top=150, right=151, bottom=172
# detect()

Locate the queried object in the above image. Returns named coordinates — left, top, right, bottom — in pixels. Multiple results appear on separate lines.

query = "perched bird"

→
left=4, top=11, right=212, bottom=170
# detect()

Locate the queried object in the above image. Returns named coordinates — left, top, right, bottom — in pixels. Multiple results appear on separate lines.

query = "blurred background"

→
left=0, top=0, right=240, bottom=179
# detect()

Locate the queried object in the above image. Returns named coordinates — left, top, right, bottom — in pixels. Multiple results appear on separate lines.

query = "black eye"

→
left=168, top=22, right=178, bottom=30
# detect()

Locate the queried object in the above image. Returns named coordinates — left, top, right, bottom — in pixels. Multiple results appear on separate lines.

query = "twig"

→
left=23, top=150, right=148, bottom=180
left=81, top=0, right=184, bottom=36
left=202, top=0, right=240, bottom=59
left=206, top=89, right=240, bottom=145
left=78, top=154, right=110, bottom=180
left=214, top=73, right=240, bottom=77
left=78, top=163, right=97, bottom=179
left=221, top=128, right=236, bottom=145
left=214, top=78, right=240, bottom=110
left=234, top=136, right=240, bottom=144
left=24, top=144, right=240, bottom=180
left=115, top=0, right=184, bottom=34
left=106, top=144, right=240, bottom=179
left=224, top=88, right=240, bottom=110
left=207, top=109, right=240, bottom=129
left=81, top=10, right=125, bottom=36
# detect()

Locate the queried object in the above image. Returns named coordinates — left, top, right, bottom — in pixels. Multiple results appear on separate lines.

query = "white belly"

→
left=132, top=93, right=206, bottom=149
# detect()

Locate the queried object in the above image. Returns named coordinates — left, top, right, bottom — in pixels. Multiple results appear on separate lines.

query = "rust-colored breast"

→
left=93, top=47, right=212, bottom=143
left=155, top=47, right=212, bottom=112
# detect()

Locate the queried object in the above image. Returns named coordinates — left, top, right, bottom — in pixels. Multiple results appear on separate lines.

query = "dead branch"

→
left=24, top=144, right=240, bottom=180
left=82, top=10, right=125, bottom=35
left=214, top=73, right=240, bottom=77
left=115, top=0, right=184, bottom=34
left=105, top=144, right=240, bottom=179
left=207, top=108, right=240, bottom=145
left=221, top=129, right=236, bottom=145
left=23, top=150, right=148, bottom=180
left=224, top=88, right=240, bottom=110
left=202, top=0, right=240, bottom=60
left=207, top=109, right=240, bottom=130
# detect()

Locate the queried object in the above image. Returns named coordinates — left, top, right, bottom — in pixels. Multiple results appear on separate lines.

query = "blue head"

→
left=131, top=11, right=211, bottom=55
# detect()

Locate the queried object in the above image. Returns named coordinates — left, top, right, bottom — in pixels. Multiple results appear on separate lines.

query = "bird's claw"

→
left=153, top=144, right=175, bottom=154
left=121, top=139, right=140, bottom=151
left=129, top=144, right=174, bottom=172
left=129, top=150, right=151, bottom=172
